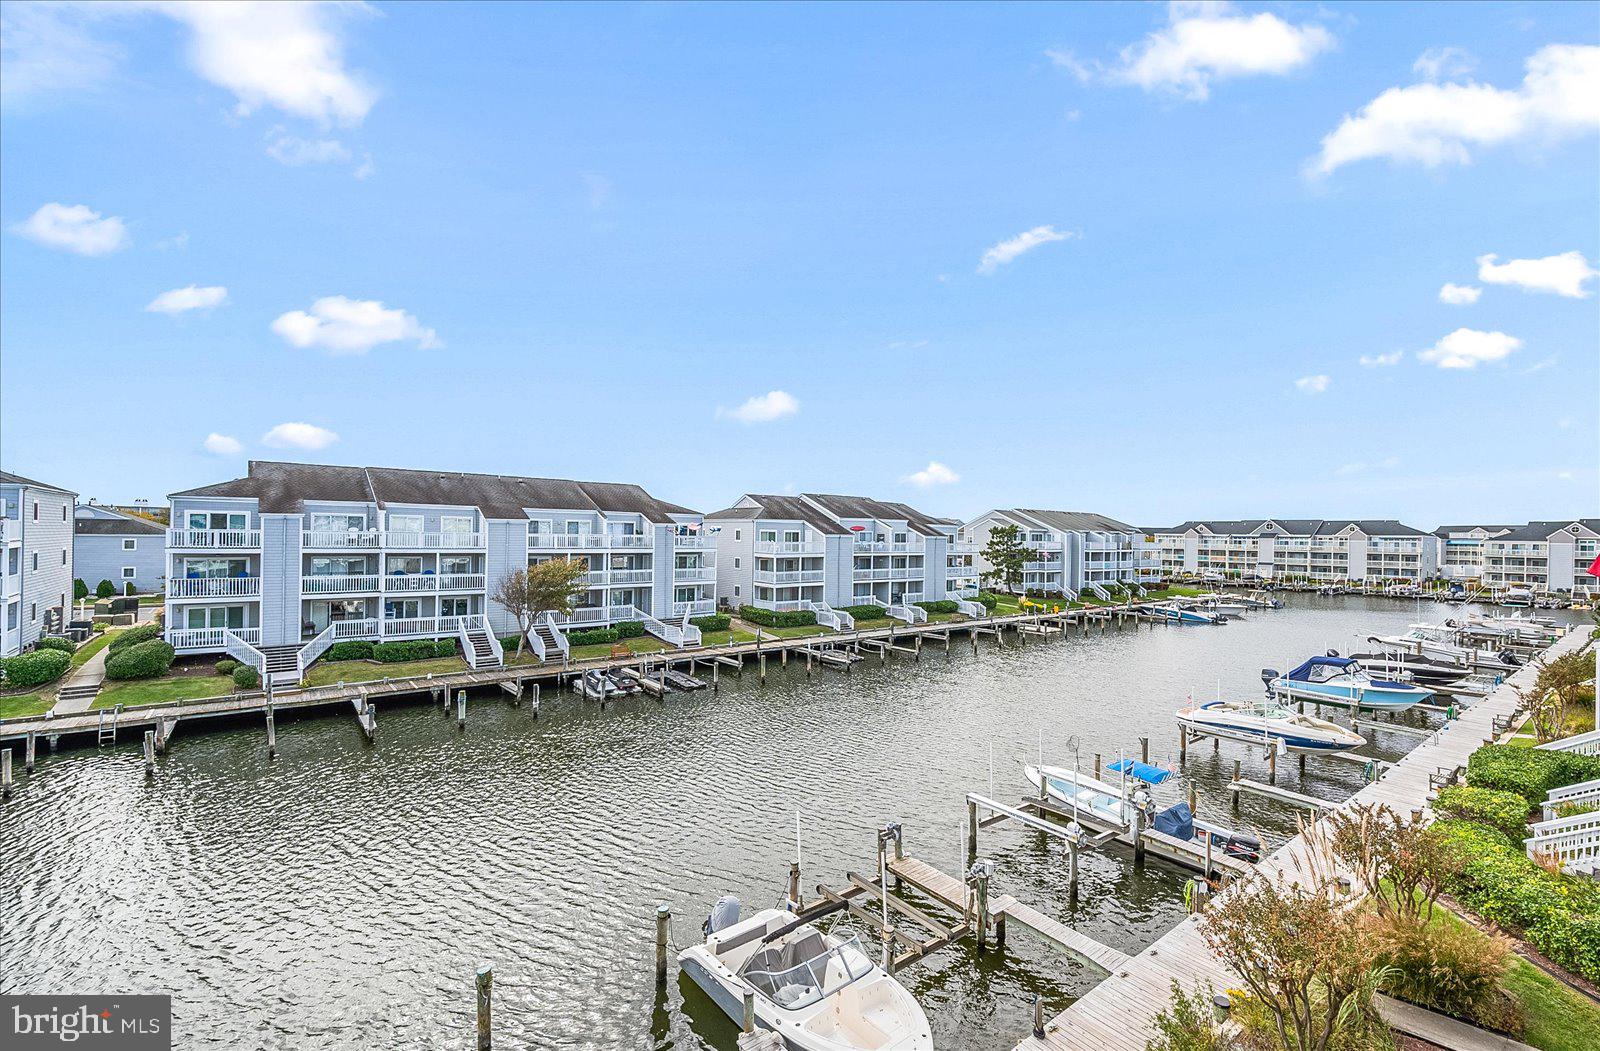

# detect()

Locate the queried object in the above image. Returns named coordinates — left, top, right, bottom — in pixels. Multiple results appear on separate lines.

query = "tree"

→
left=95, top=579, right=116, bottom=599
left=980, top=524, right=1040, bottom=594
left=492, top=558, right=591, bottom=656
left=1324, top=804, right=1459, bottom=924
left=73, top=578, right=89, bottom=601
left=1519, top=650, right=1595, bottom=744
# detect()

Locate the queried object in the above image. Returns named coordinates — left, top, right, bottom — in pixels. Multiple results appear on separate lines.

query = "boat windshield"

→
left=740, top=934, right=874, bottom=1010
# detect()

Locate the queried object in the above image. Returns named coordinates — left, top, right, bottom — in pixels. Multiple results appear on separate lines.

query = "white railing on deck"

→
left=381, top=531, right=484, bottom=549
left=768, top=600, right=811, bottom=612
left=168, top=529, right=260, bottom=549
left=887, top=600, right=927, bottom=625
left=1536, top=729, right=1600, bottom=756
left=540, top=612, right=569, bottom=660
left=331, top=618, right=378, bottom=639
left=755, top=541, right=825, bottom=555
left=673, top=534, right=713, bottom=549
left=302, top=530, right=380, bottom=548
left=670, top=599, right=716, bottom=617
left=383, top=574, right=438, bottom=592
left=673, top=567, right=716, bottom=582
left=954, top=598, right=985, bottom=618
left=223, top=629, right=266, bottom=676
left=439, top=573, right=485, bottom=590
left=302, top=574, right=378, bottom=594
left=849, top=595, right=889, bottom=609
left=608, top=569, right=653, bottom=584
left=381, top=615, right=465, bottom=638
left=1543, top=778, right=1600, bottom=822
left=757, top=569, right=824, bottom=585
left=168, top=576, right=261, bottom=598
left=1526, top=810, right=1600, bottom=874
left=168, top=626, right=260, bottom=650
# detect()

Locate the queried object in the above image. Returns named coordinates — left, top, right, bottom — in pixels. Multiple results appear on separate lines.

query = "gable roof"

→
left=1165, top=518, right=1429, bottom=537
left=802, top=493, right=948, bottom=536
left=171, top=461, right=696, bottom=521
left=0, top=470, right=75, bottom=496
left=1432, top=524, right=1517, bottom=538
left=1014, top=508, right=1139, bottom=533
left=707, top=495, right=848, bottom=534
left=1497, top=520, right=1600, bottom=542
left=75, top=510, right=165, bottom=537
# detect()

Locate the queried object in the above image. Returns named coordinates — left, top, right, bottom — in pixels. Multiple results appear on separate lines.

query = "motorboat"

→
left=1190, top=594, right=1250, bottom=615
left=1176, top=699, right=1365, bottom=754
left=572, top=669, right=616, bottom=700
left=678, top=900, right=933, bottom=1051
left=1023, top=761, right=1261, bottom=863
left=1501, top=587, right=1535, bottom=607
left=1147, top=602, right=1225, bottom=624
left=1344, top=649, right=1474, bottom=688
left=1266, top=655, right=1433, bottom=712
left=1458, top=613, right=1563, bottom=646
left=609, top=669, right=643, bottom=695
left=1367, top=626, right=1523, bottom=672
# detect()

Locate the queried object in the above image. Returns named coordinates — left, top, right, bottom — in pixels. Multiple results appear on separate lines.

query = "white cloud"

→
left=1045, top=48, right=1096, bottom=83
left=1476, top=250, right=1597, bottom=298
left=1413, top=47, right=1476, bottom=82
left=271, top=296, right=439, bottom=354
left=12, top=202, right=128, bottom=255
left=146, top=284, right=228, bottom=315
left=1294, top=374, right=1331, bottom=393
left=1109, top=2, right=1334, bottom=102
left=1358, top=351, right=1403, bottom=367
left=0, top=1, right=120, bottom=100
left=716, top=390, right=800, bottom=424
left=1418, top=328, right=1523, bottom=369
left=1438, top=282, right=1481, bottom=305
left=977, top=225, right=1074, bottom=275
left=903, top=461, right=960, bottom=487
left=265, top=126, right=351, bottom=166
left=202, top=433, right=243, bottom=455
left=353, top=154, right=375, bottom=180
left=1522, top=356, right=1557, bottom=374
left=262, top=422, right=339, bottom=450
left=1312, top=43, right=1600, bottom=175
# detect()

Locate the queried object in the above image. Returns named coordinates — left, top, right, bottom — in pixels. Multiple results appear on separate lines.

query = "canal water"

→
left=0, top=597, right=1558, bottom=1049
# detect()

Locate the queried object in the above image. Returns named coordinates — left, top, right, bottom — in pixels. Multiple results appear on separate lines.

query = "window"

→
left=735, top=530, right=741, bottom=541
left=122, top=567, right=136, bottom=580
left=62, top=550, right=68, bottom=564
left=62, top=505, right=68, bottom=521
left=784, top=530, right=801, bottom=544
left=31, top=552, right=38, bottom=571
left=31, top=603, right=38, bottom=621
left=388, top=513, right=424, bottom=533
left=440, top=597, right=469, bottom=617
left=181, top=558, right=248, bottom=578
left=733, top=585, right=740, bottom=596
left=383, top=599, right=421, bottom=619
left=758, top=530, right=777, bottom=543
left=123, top=538, right=137, bottom=551
left=186, top=511, right=247, bottom=531
left=441, top=555, right=472, bottom=575
left=387, top=556, right=423, bottom=575
left=734, top=557, right=740, bottom=569
left=32, top=501, right=39, bottom=521
left=310, top=513, right=366, bottom=532
left=186, top=607, right=243, bottom=629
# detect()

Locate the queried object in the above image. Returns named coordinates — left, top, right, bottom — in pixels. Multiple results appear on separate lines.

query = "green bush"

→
left=739, top=605, right=817, bottom=628
left=95, top=579, right=116, bottom=598
left=914, top=600, right=959, bottom=614
left=1434, top=785, right=1532, bottom=841
left=35, top=636, right=76, bottom=654
left=690, top=614, right=731, bottom=633
left=91, top=621, right=108, bottom=633
left=567, top=627, right=620, bottom=647
left=1466, top=744, right=1600, bottom=805
left=73, top=578, right=89, bottom=600
left=108, top=623, right=163, bottom=652
left=325, top=640, right=375, bottom=662
left=214, top=659, right=240, bottom=676
left=104, top=639, right=176, bottom=680
left=231, top=664, right=260, bottom=690
left=372, top=639, right=457, bottom=662
left=0, top=649, right=72, bottom=688
left=1431, top=818, right=1600, bottom=981
left=1144, top=981, right=1238, bottom=1051
left=835, top=605, right=884, bottom=622
left=976, top=592, right=1000, bottom=611
left=614, top=620, right=647, bottom=640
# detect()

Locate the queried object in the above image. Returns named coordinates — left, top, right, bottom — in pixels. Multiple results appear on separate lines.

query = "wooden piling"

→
left=25, top=731, right=36, bottom=772
left=974, top=868, right=991, bottom=954
left=266, top=706, right=277, bottom=759
left=966, top=799, right=978, bottom=857
left=742, top=990, right=756, bottom=1033
left=1093, top=753, right=1101, bottom=779
left=788, top=862, right=801, bottom=908
left=1067, top=835, right=1080, bottom=904
left=143, top=730, right=155, bottom=775
left=457, top=690, right=467, bottom=730
left=1268, top=745, right=1278, bottom=786
left=1133, top=806, right=1146, bottom=866
left=1178, top=727, right=1187, bottom=764
left=475, top=964, right=492, bottom=1051
left=1, top=749, right=11, bottom=798
left=1033, top=995, right=1046, bottom=1039
left=1140, top=736, right=1149, bottom=764
left=530, top=683, right=541, bottom=718
left=1187, top=784, right=1197, bottom=814
left=655, top=905, right=671, bottom=985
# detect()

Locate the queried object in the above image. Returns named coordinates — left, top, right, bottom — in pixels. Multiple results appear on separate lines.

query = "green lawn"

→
left=70, top=627, right=120, bottom=669
left=0, top=693, right=53, bottom=719
left=93, top=676, right=235, bottom=709
left=304, top=655, right=469, bottom=687
left=1503, top=953, right=1600, bottom=1051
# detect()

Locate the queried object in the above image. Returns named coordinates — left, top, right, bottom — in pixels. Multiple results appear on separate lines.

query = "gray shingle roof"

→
left=0, top=470, right=76, bottom=496
left=1164, top=518, right=1430, bottom=537
left=1014, top=509, right=1139, bottom=533
left=803, top=494, right=949, bottom=537
left=1432, top=524, right=1518, bottom=538
left=1497, top=520, right=1600, bottom=542
left=708, top=495, right=848, bottom=534
left=74, top=512, right=164, bottom=536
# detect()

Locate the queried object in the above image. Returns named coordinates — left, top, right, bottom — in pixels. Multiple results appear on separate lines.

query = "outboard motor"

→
left=1326, top=649, right=1340, bottom=658
left=1498, top=649, right=1522, bottom=668
left=704, top=895, right=741, bottom=936
left=1261, top=668, right=1279, bottom=698
left=1222, top=830, right=1262, bottom=863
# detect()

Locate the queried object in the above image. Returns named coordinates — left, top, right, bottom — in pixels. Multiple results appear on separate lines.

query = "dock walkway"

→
left=1016, top=626, right=1592, bottom=1051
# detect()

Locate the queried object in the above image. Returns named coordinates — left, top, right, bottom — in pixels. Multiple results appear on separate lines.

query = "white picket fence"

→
left=1525, top=810, right=1600, bottom=876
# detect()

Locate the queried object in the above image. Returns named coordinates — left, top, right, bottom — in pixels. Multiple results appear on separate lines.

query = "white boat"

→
left=1369, top=626, right=1522, bottom=672
left=678, top=902, right=933, bottom=1051
left=1266, top=656, right=1433, bottom=712
left=1176, top=699, right=1365, bottom=754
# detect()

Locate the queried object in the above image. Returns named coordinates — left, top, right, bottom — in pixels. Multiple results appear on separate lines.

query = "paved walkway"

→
left=52, top=645, right=108, bottom=715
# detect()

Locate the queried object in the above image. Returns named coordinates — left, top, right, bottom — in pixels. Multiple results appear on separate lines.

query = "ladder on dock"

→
left=95, top=706, right=120, bottom=745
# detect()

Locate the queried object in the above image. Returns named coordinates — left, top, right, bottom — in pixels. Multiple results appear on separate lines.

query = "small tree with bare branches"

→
left=492, top=558, right=591, bottom=656
left=1518, top=650, right=1595, bottom=744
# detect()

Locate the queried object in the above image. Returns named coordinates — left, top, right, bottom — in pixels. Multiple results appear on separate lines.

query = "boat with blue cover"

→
left=1266, top=655, right=1433, bottom=712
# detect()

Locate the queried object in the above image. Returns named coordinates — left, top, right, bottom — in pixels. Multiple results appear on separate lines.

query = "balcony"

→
left=673, top=567, right=717, bottom=583
left=855, top=540, right=925, bottom=554
left=168, top=528, right=261, bottom=550
left=382, top=574, right=438, bottom=592
left=947, top=563, right=979, bottom=577
left=755, top=540, right=825, bottom=555
left=168, top=576, right=261, bottom=599
left=302, top=574, right=379, bottom=595
left=381, top=531, right=484, bottom=550
left=948, top=540, right=980, bottom=555
left=757, top=569, right=825, bottom=585
left=607, top=569, right=654, bottom=585
left=1024, top=560, right=1062, bottom=573
left=168, top=626, right=260, bottom=651
left=306, top=616, right=471, bottom=641
left=438, top=573, right=485, bottom=591
left=673, top=533, right=713, bottom=550
left=670, top=599, right=717, bottom=617
left=529, top=533, right=650, bottom=550
left=302, top=530, right=381, bottom=549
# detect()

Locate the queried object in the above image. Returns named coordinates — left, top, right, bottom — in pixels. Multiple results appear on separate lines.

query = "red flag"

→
left=1589, top=552, right=1600, bottom=579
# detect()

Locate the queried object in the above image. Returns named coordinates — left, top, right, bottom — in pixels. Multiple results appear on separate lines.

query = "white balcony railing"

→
left=302, top=574, right=378, bottom=594
left=168, top=528, right=260, bottom=549
left=757, top=570, right=824, bottom=585
left=168, top=626, right=260, bottom=650
left=382, top=574, right=438, bottom=592
left=855, top=541, right=925, bottom=553
left=438, top=573, right=485, bottom=590
left=670, top=599, right=717, bottom=617
left=302, top=530, right=381, bottom=548
left=381, top=531, right=484, bottom=550
left=608, top=569, right=653, bottom=584
left=168, top=576, right=262, bottom=598
left=673, top=567, right=717, bottom=582
left=673, top=534, right=713, bottom=549
left=529, top=533, right=651, bottom=550
left=381, top=615, right=466, bottom=639
left=947, top=563, right=979, bottom=577
left=755, top=540, right=825, bottom=555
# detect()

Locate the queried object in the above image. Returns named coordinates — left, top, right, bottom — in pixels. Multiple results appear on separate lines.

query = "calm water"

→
left=0, top=597, right=1554, bottom=1049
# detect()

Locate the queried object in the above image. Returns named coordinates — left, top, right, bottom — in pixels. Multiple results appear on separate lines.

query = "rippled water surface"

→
left=1, top=597, right=1557, bottom=1049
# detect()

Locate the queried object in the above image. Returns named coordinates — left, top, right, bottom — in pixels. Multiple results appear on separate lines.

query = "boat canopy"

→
left=1285, top=655, right=1356, bottom=682
left=1106, top=759, right=1174, bottom=784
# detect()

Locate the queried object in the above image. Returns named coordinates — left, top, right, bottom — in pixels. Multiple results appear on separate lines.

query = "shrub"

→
left=1435, top=785, right=1532, bottom=841
left=834, top=605, right=884, bottom=622
left=35, top=636, right=77, bottom=655
left=73, top=578, right=89, bottom=601
left=108, top=623, right=163, bottom=652
left=975, top=592, right=1000, bottom=611
left=1466, top=744, right=1600, bottom=805
left=214, top=659, right=240, bottom=676
left=914, top=600, right=958, bottom=614
left=690, top=614, right=731, bottom=633
left=326, top=640, right=375, bottom=662
left=231, top=664, right=260, bottom=690
left=1144, top=981, right=1240, bottom=1051
left=738, top=605, right=817, bottom=628
left=1378, top=916, right=1517, bottom=1031
left=372, top=639, right=457, bottom=662
left=104, top=639, right=175, bottom=680
left=614, top=620, right=647, bottom=640
left=0, top=649, right=72, bottom=688
left=95, top=579, right=116, bottom=599
left=91, top=621, right=108, bottom=633
left=567, top=628, right=620, bottom=647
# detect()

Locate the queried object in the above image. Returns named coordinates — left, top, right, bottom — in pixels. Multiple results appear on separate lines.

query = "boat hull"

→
left=1270, top=679, right=1428, bottom=712
left=1176, top=713, right=1363, bottom=753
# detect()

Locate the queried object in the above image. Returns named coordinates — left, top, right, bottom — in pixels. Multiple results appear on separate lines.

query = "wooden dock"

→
left=1227, top=777, right=1335, bottom=812
left=1015, top=627, right=1591, bottom=1051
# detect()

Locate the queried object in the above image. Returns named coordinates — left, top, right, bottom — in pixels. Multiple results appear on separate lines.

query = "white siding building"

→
left=1151, top=520, right=1439, bottom=583
left=1, top=470, right=77, bottom=656
left=74, top=504, right=167, bottom=595
left=1481, top=521, right=1600, bottom=595
left=963, top=509, right=1159, bottom=598
left=1431, top=525, right=1516, bottom=581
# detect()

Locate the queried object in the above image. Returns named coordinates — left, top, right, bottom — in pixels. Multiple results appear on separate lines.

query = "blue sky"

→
left=2, top=1, right=1595, bottom=527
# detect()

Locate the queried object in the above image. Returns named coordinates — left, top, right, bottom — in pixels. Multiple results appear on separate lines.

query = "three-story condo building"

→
left=1151, top=520, right=1439, bottom=583
left=963, top=509, right=1159, bottom=598
left=1431, top=525, right=1516, bottom=581
left=165, top=462, right=712, bottom=682
left=707, top=493, right=975, bottom=617
left=1480, top=521, right=1600, bottom=595
left=1, top=471, right=77, bottom=657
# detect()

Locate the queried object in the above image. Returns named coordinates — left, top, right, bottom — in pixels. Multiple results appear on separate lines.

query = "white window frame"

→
left=123, top=538, right=137, bottom=551
left=122, top=567, right=137, bottom=580
left=441, top=514, right=475, bottom=535
left=387, top=513, right=424, bottom=533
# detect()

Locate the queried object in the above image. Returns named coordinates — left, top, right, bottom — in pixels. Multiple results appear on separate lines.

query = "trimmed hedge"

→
left=835, top=605, right=885, bottom=622
left=1432, top=818, right=1600, bottom=981
left=95, top=579, right=116, bottom=598
left=36, top=636, right=77, bottom=654
left=1435, top=785, right=1532, bottom=841
left=108, top=623, right=163, bottom=652
left=976, top=593, right=1000, bottom=611
left=1, top=649, right=72, bottom=688
left=326, top=640, right=375, bottom=662
left=739, top=605, right=817, bottom=628
left=74, top=578, right=89, bottom=600
left=914, top=600, right=959, bottom=614
left=690, top=614, right=731, bottom=633
left=104, top=639, right=176, bottom=681
left=232, top=664, right=260, bottom=690
left=1466, top=744, right=1600, bottom=806
left=214, top=659, right=240, bottom=677
left=91, top=622, right=108, bottom=634
left=372, top=639, right=458, bottom=663
left=567, top=628, right=620, bottom=647
left=614, top=620, right=647, bottom=640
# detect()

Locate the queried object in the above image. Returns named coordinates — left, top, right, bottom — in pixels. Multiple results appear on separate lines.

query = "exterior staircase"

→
left=55, top=680, right=102, bottom=712
left=459, top=615, right=504, bottom=669
left=260, top=645, right=304, bottom=690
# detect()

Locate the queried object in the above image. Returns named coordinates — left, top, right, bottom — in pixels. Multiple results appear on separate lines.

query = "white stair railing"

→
left=885, top=599, right=926, bottom=625
left=540, top=612, right=569, bottom=660
left=1525, top=810, right=1600, bottom=875
left=223, top=630, right=267, bottom=679
left=1535, top=729, right=1600, bottom=756
left=634, top=607, right=686, bottom=648
left=297, top=622, right=338, bottom=679
left=806, top=601, right=841, bottom=632
left=458, top=618, right=480, bottom=669
left=1543, top=777, right=1600, bottom=822
left=677, top=610, right=702, bottom=648
left=954, top=598, right=985, bottom=618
